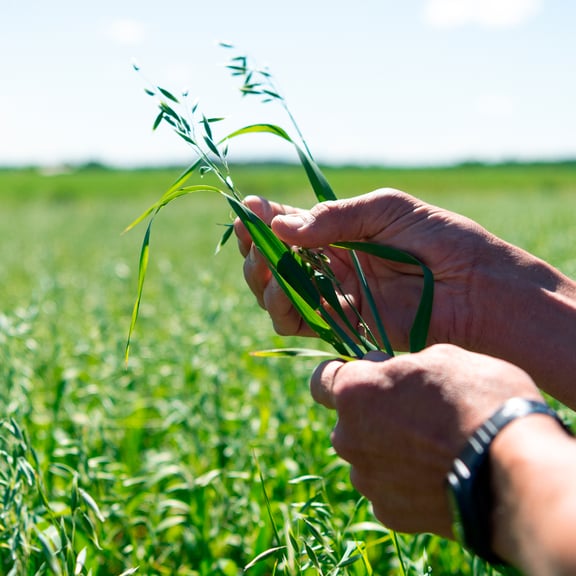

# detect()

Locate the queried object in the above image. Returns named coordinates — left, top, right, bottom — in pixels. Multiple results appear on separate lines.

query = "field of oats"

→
left=2, top=162, right=576, bottom=575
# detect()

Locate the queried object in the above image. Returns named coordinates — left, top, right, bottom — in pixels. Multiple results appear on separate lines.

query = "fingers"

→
left=236, top=194, right=302, bottom=301
left=235, top=195, right=288, bottom=305
left=237, top=195, right=298, bottom=305
left=236, top=195, right=314, bottom=334
left=242, top=244, right=272, bottom=308
left=262, top=276, right=310, bottom=335
left=234, top=195, right=274, bottom=257
left=243, top=247, right=314, bottom=333
left=309, top=345, right=544, bottom=541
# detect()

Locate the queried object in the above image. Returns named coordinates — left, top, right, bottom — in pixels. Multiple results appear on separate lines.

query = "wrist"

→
left=446, top=398, right=572, bottom=566
left=491, top=414, right=576, bottom=572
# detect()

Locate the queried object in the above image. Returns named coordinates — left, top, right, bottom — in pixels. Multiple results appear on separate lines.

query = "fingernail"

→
left=248, top=244, right=257, bottom=263
left=364, top=351, right=391, bottom=362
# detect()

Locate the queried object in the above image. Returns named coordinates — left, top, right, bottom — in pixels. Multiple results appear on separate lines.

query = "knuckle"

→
left=330, top=422, right=355, bottom=457
left=309, top=200, right=338, bottom=220
left=349, top=466, right=368, bottom=494
left=272, top=320, right=294, bottom=336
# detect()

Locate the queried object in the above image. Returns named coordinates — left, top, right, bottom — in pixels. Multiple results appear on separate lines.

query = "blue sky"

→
left=1, top=0, right=575, bottom=166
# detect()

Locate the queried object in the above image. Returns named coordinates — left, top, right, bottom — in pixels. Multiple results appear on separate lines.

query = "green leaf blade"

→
left=125, top=220, right=152, bottom=364
left=222, top=123, right=336, bottom=202
left=250, top=348, right=353, bottom=360
left=294, top=145, right=337, bottom=202
left=333, top=241, right=435, bottom=353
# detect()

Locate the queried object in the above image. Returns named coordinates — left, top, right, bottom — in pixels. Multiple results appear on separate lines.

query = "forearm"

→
left=471, top=240, right=576, bottom=408
left=491, top=416, right=576, bottom=575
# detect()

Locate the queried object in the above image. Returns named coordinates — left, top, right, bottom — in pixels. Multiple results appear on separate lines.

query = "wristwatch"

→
left=446, top=397, right=573, bottom=565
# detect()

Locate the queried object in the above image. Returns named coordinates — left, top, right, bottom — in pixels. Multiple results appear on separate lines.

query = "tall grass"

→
left=1, top=165, right=576, bottom=573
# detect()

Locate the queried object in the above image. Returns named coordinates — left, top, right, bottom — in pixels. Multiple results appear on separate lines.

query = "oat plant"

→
left=125, top=45, right=434, bottom=364
left=0, top=418, right=104, bottom=575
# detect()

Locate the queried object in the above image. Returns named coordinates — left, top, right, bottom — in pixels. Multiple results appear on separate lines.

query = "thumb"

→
left=310, top=359, right=345, bottom=409
left=270, top=189, right=414, bottom=247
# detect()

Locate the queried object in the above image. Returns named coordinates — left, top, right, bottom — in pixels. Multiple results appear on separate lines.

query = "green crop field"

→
left=2, top=162, right=576, bottom=575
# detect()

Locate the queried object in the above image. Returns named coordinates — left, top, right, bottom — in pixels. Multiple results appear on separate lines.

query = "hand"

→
left=309, top=344, right=543, bottom=537
left=235, top=189, right=530, bottom=352
left=236, top=189, right=576, bottom=404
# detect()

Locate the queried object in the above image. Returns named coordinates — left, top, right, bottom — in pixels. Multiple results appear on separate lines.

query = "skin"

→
left=235, top=189, right=576, bottom=405
left=312, top=347, right=576, bottom=575
left=309, top=345, right=543, bottom=537
left=234, top=189, right=576, bottom=574
left=490, top=415, right=576, bottom=575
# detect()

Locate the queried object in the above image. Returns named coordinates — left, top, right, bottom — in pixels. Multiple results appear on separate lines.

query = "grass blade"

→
left=392, top=531, right=408, bottom=576
left=250, top=348, right=354, bottom=360
left=225, top=122, right=291, bottom=142
left=215, top=224, right=234, bottom=254
left=333, top=241, right=434, bottom=353
left=78, top=488, right=105, bottom=522
left=348, top=251, right=394, bottom=356
left=294, top=144, right=336, bottom=202
left=223, top=124, right=336, bottom=201
left=311, top=271, right=374, bottom=352
left=244, top=546, right=287, bottom=572
left=125, top=219, right=152, bottom=364
left=152, top=111, right=164, bottom=131
left=125, top=185, right=225, bottom=363
left=123, top=158, right=204, bottom=233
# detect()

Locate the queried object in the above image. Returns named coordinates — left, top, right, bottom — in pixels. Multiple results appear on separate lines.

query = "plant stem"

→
left=349, top=251, right=394, bottom=356
left=392, top=530, right=408, bottom=576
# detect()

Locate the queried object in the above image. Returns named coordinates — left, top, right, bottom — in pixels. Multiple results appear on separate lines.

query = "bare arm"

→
left=464, top=228, right=576, bottom=407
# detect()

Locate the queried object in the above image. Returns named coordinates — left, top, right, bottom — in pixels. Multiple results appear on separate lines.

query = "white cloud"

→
left=423, top=0, right=542, bottom=29
left=107, top=19, right=147, bottom=46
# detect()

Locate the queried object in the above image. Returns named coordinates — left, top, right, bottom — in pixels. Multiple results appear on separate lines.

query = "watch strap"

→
left=446, top=397, right=573, bottom=564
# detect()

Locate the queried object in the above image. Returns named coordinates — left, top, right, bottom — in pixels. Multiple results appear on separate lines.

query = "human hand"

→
left=235, top=189, right=576, bottom=402
left=309, top=344, right=542, bottom=537
left=235, top=188, right=530, bottom=352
